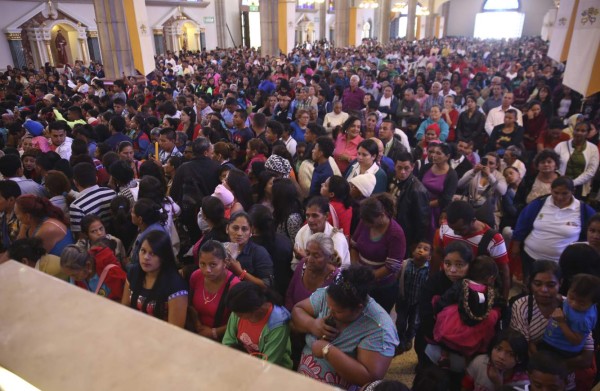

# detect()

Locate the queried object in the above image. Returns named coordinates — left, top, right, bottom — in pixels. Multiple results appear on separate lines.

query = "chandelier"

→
left=359, top=0, right=379, bottom=9
left=391, top=0, right=407, bottom=12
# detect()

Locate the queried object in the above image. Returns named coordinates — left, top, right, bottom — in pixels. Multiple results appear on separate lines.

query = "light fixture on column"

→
left=391, top=1, right=407, bottom=12
left=417, top=6, right=429, bottom=15
left=359, top=0, right=379, bottom=9
left=42, top=0, right=58, bottom=20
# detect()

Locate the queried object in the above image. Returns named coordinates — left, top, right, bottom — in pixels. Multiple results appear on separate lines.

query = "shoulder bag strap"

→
left=94, top=264, right=118, bottom=295
left=213, top=273, right=236, bottom=328
left=398, top=260, right=409, bottom=299
left=329, top=203, right=340, bottom=228
left=477, top=228, right=498, bottom=256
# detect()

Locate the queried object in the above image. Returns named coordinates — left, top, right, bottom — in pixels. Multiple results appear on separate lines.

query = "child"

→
left=462, top=329, right=530, bottom=391
left=212, top=184, right=236, bottom=219
left=527, top=352, right=569, bottom=391
left=320, top=175, right=353, bottom=240
left=434, top=256, right=502, bottom=367
left=541, top=273, right=600, bottom=358
left=78, top=214, right=127, bottom=266
left=418, top=124, right=441, bottom=159
left=396, top=241, right=431, bottom=354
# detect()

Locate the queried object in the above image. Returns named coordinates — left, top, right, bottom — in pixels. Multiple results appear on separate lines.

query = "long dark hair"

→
left=182, top=107, right=197, bottom=140
left=225, top=169, right=253, bottom=211
left=226, top=281, right=282, bottom=313
left=129, top=230, right=178, bottom=319
left=272, top=178, right=303, bottom=229
left=327, top=175, right=352, bottom=209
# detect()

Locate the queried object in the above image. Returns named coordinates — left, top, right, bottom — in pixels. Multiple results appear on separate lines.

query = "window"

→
left=483, top=0, right=519, bottom=11
left=474, top=0, right=523, bottom=39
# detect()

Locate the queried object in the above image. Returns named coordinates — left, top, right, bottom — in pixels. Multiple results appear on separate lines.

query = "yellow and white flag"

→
left=547, top=0, right=579, bottom=62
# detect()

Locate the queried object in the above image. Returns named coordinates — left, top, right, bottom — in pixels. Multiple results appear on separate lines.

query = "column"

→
left=260, top=0, right=279, bottom=57
left=153, top=29, right=165, bottom=55
left=278, top=0, right=295, bottom=54
left=214, top=0, right=227, bottom=48
left=406, top=0, right=417, bottom=40
left=123, top=0, right=156, bottom=76
left=378, top=0, right=391, bottom=43
left=45, top=40, right=54, bottom=66
left=195, top=32, right=201, bottom=51
left=79, top=39, right=88, bottom=64
left=319, top=1, right=326, bottom=40
left=6, top=33, right=26, bottom=69
left=424, top=0, right=435, bottom=38
left=334, top=0, right=349, bottom=46
left=92, top=0, right=136, bottom=79
left=27, top=27, right=50, bottom=69
left=87, top=31, right=102, bottom=63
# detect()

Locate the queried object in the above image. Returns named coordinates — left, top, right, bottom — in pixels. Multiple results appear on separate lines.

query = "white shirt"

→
left=484, top=105, right=523, bottom=135
left=283, top=136, right=297, bottom=157
left=292, top=222, right=350, bottom=270
left=53, top=137, right=73, bottom=160
left=323, top=111, right=349, bottom=132
left=394, top=128, right=411, bottom=151
left=524, top=196, right=582, bottom=262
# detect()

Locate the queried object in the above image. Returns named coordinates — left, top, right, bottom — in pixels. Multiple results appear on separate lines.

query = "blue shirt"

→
left=543, top=301, right=597, bottom=353
left=310, top=161, right=333, bottom=196
left=289, top=121, right=306, bottom=143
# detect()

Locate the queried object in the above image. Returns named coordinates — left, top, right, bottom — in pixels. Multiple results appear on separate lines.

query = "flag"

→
left=547, top=0, right=579, bottom=62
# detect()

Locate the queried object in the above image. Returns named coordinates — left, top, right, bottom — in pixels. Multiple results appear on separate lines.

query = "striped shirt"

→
left=436, top=224, right=509, bottom=265
left=69, top=185, right=116, bottom=233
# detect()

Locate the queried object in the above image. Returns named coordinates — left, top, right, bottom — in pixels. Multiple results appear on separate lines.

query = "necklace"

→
left=202, top=287, right=219, bottom=304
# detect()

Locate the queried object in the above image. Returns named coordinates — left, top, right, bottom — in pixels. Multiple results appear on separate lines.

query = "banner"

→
left=547, top=0, right=579, bottom=62
left=563, top=0, right=600, bottom=97
left=541, top=8, right=558, bottom=41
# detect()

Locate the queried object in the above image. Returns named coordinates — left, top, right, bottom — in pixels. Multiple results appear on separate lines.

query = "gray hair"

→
left=306, top=233, right=341, bottom=266
left=506, top=145, right=522, bottom=158
left=60, top=244, right=92, bottom=270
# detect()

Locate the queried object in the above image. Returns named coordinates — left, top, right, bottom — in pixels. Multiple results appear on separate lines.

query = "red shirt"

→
left=190, top=270, right=240, bottom=327
left=327, top=200, right=353, bottom=240
left=237, top=303, right=273, bottom=355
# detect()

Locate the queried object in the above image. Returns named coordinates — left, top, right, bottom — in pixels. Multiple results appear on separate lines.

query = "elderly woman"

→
left=285, top=233, right=341, bottom=310
left=511, top=176, right=596, bottom=282
left=323, top=101, right=350, bottom=135
left=514, top=149, right=561, bottom=211
left=554, top=121, right=599, bottom=199
left=334, top=116, right=364, bottom=174
left=416, top=105, right=450, bottom=142
left=457, top=152, right=507, bottom=228
left=292, top=266, right=399, bottom=389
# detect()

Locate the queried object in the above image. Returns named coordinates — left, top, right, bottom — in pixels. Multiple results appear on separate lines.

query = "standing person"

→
left=395, top=241, right=431, bottom=354
left=60, top=243, right=126, bottom=302
left=484, top=92, right=523, bottom=136
left=456, top=95, right=486, bottom=150
left=350, top=194, right=406, bottom=312
left=320, top=176, right=353, bottom=240
left=333, top=116, right=364, bottom=174
left=0, top=180, right=22, bottom=247
left=189, top=240, right=241, bottom=341
left=342, top=75, right=366, bottom=113
left=122, top=230, right=188, bottom=327
left=292, top=266, right=399, bottom=389
left=309, top=136, right=335, bottom=197
left=222, top=282, right=293, bottom=368
left=344, top=139, right=389, bottom=194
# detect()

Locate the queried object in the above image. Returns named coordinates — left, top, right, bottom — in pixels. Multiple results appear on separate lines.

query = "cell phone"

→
left=324, top=315, right=337, bottom=328
left=481, top=157, right=488, bottom=166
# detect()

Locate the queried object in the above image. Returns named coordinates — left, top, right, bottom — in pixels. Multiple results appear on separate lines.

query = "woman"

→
left=534, top=85, right=554, bottom=121
left=272, top=178, right=304, bottom=244
left=255, top=170, right=277, bottom=210
left=213, top=142, right=236, bottom=169
left=522, top=101, right=547, bottom=152
left=510, top=261, right=594, bottom=390
left=415, top=84, right=429, bottom=114
left=60, top=243, right=126, bottom=301
left=122, top=230, right=188, bottom=327
left=418, top=143, right=458, bottom=232
left=285, top=233, right=341, bottom=310
left=179, top=106, right=202, bottom=141
left=245, top=138, right=268, bottom=175
left=333, top=116, right=364, bottom=174
left=350, top=194, right=405, bottom=312
left=511, top=176, right=596, bottom=282
left=44, top=170, right=73, bottom=216
left=249, top=205, right=293, bottom=297
left=363, top=112, right=379, bottom=140
left=554, top=121, right=599, bottom=198
left=377, top=85, right=398, bottom=122
left=189, top=240, right=241, bottom=341
left=117, top=141, right=142, bottom=179
left=257, top=94, right=277, bottom=117
left=15, top=195, right=74, bottom=257
left=290, top=109, right=310, bottom=143
left=9, top=237, right=68, bottom=281
left=485, top=109, right=524, bottom=155
left=514, top=149, right=561, bottom=211
left=292, top=266, right=399, bottom=389
left=224, top=168, right=253, bottom=212
left=129, top=198, right=169, bottom=266
left=226, top=212, right=274, bottom=289
left=456, top=95, right=486, bottom=149
left=500, top=166, right=522, bottom=236
left=222, top=281, right=292, bottom=367
left=416, top=105, right=450, bottom=142
left=457, top=152, right=508, bottom=228
left=586, top=214, right=600, bottom=255
left=343, top=139, right=388, bottom=194
left=128, top=114, right=150, bottom=160
left=537, top=117, right=571, bottom=152
left=323, top=101, right=350, bottom=135
left=441, top=95, right=459, bottom=142
left=320, top=175, right=353, bottom=240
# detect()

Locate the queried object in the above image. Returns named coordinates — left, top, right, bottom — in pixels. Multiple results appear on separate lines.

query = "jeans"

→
left=395, top=299, right=419, bottom=346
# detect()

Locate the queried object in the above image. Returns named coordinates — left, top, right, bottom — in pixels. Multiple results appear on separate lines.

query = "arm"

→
left=167, top=295, right=188, bottom=328
left=551, top=308, right=584, bottom=345
left=438, top=121, right=449, bottom=142
left=121, top=279, right=131, bottom=305
left=415, top=121, right=427, bottom=141
left=261, top=322, right=291, bottom=365
left=290, top=297, right=338, bottom=339
left=222, top=313, right=240, bottom=347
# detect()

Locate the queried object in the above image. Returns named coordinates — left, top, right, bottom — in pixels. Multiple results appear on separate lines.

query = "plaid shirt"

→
left=400, top=258, right=429, bottom=305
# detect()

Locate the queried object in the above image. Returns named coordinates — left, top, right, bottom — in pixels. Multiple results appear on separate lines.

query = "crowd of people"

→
left=1, top=35, right=600, bottom=391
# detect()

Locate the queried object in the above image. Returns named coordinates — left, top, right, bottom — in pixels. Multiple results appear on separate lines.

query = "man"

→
left=112, top=98, right=127, bottom=118
left=451, top=139, right=475, bottom=179
left=195, top=94, right=213, bottom=125
left=157, top=128, right=183, bottom=165
left=396, top=88, right=421, bottom=128
left=423, top=82, right=445, bottom=116
left=231, top=109, right=254, bottom=165
left=221, top=97, right=238, bottom=129
left=170, top=137, right=220, bottom=205
left=342, top=75, right=366, bottom=113
left=441, top=79, right=456, bottom=97
left=69, top=162, right=116, bottom=235
left=53, top=106, right=86, bottom=129
left=104, top=115, right=132, bottom=150
left=361, top=74, right=379, bottom=100
left=432, top=200, right=511, bottom=299
left=388, top=152, right=430, bottom=256
left=309, top=136, right=335, bottom=196
left=48, top=121, right=73, bottom=160
left=0, top=180, right=21, bottom=247
left=379, top=119, right=407, bottom=161
left=252, top=112, right=268, bottom=146
left=481, top=84, right=503, bottom=114
left=264, top=120, right=286, bottom=154
left=0, top=155, right=44, bottom=197
left=484, top=92, right=523, bottom=135
left=273, top=93, right=293, bottom=124
left=111, top=80, right=127, bottom=102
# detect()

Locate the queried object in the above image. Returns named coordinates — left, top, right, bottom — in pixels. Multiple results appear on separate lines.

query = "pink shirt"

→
left=333, top=133, right=363, bottom=174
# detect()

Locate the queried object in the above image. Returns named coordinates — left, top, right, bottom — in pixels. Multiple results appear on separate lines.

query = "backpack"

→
left=477, top=228, right=498, bottom=257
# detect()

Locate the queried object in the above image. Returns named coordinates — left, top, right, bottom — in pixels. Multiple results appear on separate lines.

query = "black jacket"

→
left=170, top=156, right=221, bottom=204
left=390, top=175, right=430, bottom=255
left=384, top=137, right=408, bottom=161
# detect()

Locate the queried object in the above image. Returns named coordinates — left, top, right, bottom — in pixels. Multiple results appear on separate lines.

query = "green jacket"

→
left=222, top=305, right=292, bottom=369
left=53, top=109, right=86, bottom=130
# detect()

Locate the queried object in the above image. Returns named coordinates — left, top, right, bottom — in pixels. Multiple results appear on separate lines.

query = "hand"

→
left=197, top=324, right=214, bottom=339
left=474, top=163, right=484, bottom=173
left=311, top=339, right=330, bottom=358
left=487, top=365, right=503, bottom=386
left=311, top=317, right=339, bottom=341
left=294, top=243, right=306, bottom=259
left=551, top=307, right=566, bottom=323
left=226, top=257, right=244, bottom=276
left=340, top=153, right=350, bottom=162
left=481, top=166, right=491, bottom=177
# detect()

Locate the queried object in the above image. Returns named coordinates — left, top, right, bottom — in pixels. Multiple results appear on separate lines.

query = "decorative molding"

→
left=146, top=1, right=210, bottom=8
left=5, top=32, right=22, bottom=40
left=87, top=30, right=98, bottom=38
left=153, top=29, right=164, bottom=35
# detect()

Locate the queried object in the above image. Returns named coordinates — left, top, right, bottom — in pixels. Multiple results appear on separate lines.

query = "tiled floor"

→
left=385, top=348, right=418, bottom=387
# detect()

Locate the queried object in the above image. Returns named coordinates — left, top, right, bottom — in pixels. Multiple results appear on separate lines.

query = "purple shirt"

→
left=285, top=260, right=339, bottom=310
left=351, top=219, right=406, bottom=285
left=342, top=87, right=366, bottom=112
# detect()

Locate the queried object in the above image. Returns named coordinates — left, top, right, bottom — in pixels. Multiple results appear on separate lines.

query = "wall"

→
left=445, top=0, right=555, bottom=37
left=223, top=0, right=242, bottom=48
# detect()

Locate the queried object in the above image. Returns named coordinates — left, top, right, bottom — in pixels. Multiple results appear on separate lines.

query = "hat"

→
left=43, top=93, right=55, bottom=101
left=425, top=122, right=441, bottom=137
left=87, top=117, right=99, bottom=126
left=31, top=136, right=50, bottom=152
left=349, top=174, right=376, bottom=198
left=212, top=184, right=234, bottom=206
left=295, top=78, right=306, bottom=86
left=264, top=155, right=292, bottom=178
left=23, top=120, right=44, bottom=137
